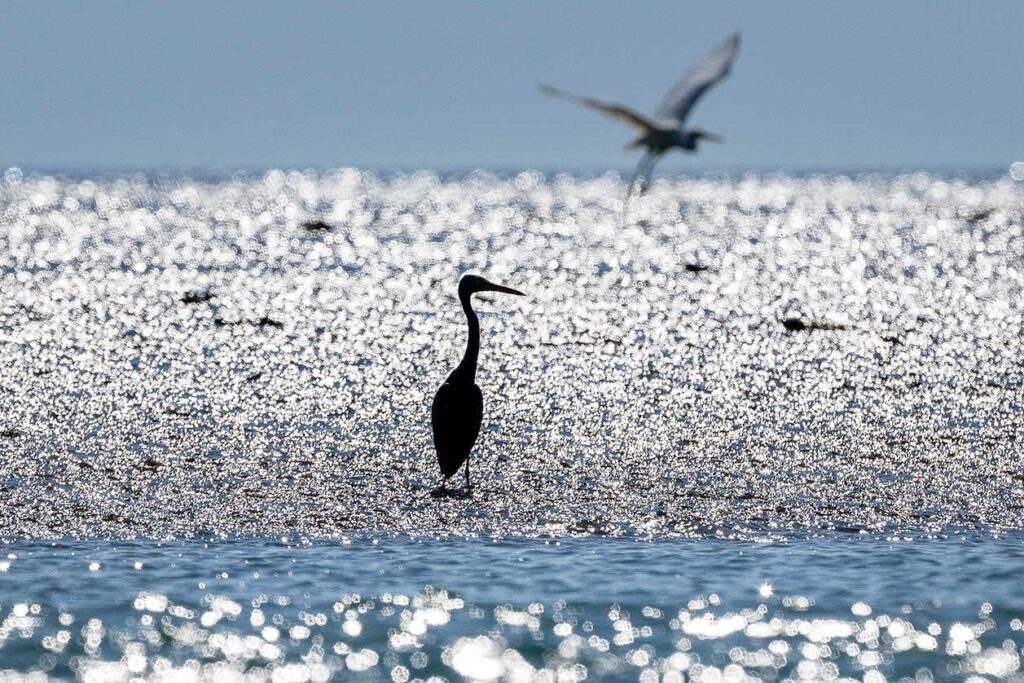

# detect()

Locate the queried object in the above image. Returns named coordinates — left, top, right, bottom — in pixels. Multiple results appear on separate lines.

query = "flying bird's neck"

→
left=456, top=290, right=480, bottom=384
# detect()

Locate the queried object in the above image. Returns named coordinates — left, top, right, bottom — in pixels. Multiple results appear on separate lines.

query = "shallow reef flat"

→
left=0, top=170, right=1021, bottom=538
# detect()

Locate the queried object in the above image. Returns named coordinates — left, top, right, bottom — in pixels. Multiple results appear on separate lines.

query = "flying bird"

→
left=541, top=32, right=740, bottom=196
left=431, top=274, right=525, bottom=494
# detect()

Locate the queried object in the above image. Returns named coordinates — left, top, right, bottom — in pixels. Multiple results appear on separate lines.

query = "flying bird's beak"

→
left=484, top=282, right=525, bottom=297
left=702, top=131, right=724, bottom=143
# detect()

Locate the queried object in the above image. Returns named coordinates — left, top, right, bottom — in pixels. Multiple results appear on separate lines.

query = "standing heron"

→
left=540, top=32, right=740, bottom=196
left=431, top=274, right=524, bottom=494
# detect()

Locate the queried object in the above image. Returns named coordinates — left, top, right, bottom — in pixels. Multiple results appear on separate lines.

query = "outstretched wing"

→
left=654, top=32, right=740, bottom=125
left=539, top=84, right=658, bottom=132
left=431, top=382, right=483, bottom=478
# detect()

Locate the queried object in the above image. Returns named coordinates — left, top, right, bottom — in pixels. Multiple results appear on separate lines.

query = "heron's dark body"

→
left=431, top=374, right=483, bottom=479
left=629, top=128, right=698, bottom=154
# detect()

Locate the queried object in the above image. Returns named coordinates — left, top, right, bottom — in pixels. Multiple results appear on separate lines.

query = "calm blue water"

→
left=1, top=534, right=1022, bottom=680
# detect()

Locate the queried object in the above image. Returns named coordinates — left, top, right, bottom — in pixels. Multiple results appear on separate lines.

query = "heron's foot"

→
left=431, top=486, right=474, bottom=500
left=430, top=484, right=471, bottom=499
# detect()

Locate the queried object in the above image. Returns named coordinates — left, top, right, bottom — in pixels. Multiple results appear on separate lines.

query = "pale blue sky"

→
left=2, top=2, right=1021, bottom=173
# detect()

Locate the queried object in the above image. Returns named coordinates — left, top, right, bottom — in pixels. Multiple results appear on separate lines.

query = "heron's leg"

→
left=622, top=152, right=656, bottom=226
left=624, top=153, right=647, bottom=224
left=636, top=152, right=662, bottom=195
left=465, top=459, right=472, bottom=494
left=626, top=151, right=655, bottom=200
left=429, top=479, right=450, bottom=498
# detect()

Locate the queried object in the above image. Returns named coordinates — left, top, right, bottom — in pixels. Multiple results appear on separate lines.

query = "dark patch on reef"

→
left=181, top=290, right=215, bottom=305
left=301, top=219, right=333, bottom=232
left=781, top=317, right=848, bottom=332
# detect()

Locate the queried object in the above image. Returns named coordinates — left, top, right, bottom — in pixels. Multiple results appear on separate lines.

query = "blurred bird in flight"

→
left=541, top=32, right=740, bottom=197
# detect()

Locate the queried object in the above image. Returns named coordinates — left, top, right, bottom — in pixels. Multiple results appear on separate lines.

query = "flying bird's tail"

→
left=538, top=83, right=575, bottom=101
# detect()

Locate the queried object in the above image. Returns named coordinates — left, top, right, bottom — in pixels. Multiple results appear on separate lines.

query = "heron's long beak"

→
left=702, top=131, right=724, bottom=143
left=484, top=282, right=525, bottom=297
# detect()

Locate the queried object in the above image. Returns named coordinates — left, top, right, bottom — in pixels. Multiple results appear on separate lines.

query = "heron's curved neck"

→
left=457, top=290, right=480, bottom=383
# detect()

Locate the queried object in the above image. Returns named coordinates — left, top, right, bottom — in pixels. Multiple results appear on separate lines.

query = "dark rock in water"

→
left=782, top=317, right=847, bottom=332
left=684, top=263, right=711, bottom=273
left=213, top=316, right=283, bottom=329
left=256, top=316, right=284, bottom=329
left=301, top=220, right=332, bottom=232
left=181, top=290, right=215, bottom=304
left=103, top=512, right=135, bottom=525
left=965, top=207, right=994, bottom=223
left=0, top=428, right=21, bottom=438
left=163, top=407, right=190, bottom=417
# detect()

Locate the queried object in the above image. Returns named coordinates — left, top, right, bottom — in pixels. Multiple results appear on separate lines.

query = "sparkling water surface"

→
left=1, top=168, right=1023, bottom=679
left=1, top=169, right=1022, bottom=538
left=1, top=534, right=1023, bottom=681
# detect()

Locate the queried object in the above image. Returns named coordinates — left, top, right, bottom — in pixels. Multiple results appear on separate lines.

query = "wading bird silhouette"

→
left=541, top=32, right=740, bottom=197
left=431, top=274, right=525, bottom=495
